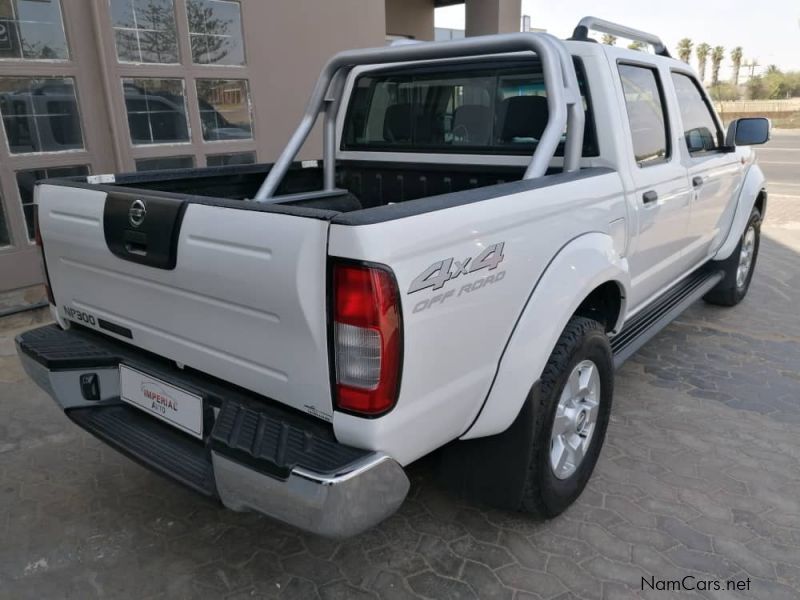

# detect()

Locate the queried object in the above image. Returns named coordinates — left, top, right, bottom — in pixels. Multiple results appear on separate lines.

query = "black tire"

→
left=436, top=316, right=613, bottom=517
left=519, top=316, right=614, bottom=518
left=703, top=208, right=761, bottom=307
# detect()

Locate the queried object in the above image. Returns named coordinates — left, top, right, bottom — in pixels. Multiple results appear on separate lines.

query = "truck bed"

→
left=77, top=160, right=533, bottom=212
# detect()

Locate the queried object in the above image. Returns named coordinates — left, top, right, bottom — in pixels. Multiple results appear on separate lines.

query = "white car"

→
left=17, top=17, right=769, bottom=538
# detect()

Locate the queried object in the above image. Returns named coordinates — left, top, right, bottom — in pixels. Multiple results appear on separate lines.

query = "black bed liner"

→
left=39, top=161, right=616, bottom=226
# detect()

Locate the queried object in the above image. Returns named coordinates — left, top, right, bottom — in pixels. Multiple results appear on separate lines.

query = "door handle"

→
left=692, top=176, right=704, bottom=188
left=642, top=190, right=658, bottom=204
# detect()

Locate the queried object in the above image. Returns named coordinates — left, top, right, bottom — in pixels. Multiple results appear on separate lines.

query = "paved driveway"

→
left=2, top=142, right=800, bottom=599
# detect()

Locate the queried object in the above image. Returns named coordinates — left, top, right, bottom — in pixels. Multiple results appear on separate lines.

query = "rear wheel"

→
left=703, top=207, right=761, bottom=307
left=437, top=316, right=613, bottom=518
left=520, top=316, right=613, bottom=517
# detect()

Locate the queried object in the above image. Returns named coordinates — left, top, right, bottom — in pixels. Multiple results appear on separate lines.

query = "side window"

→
left=671, top=73, right=722, bottom=153
left=618, top=64, right=669, bottom=166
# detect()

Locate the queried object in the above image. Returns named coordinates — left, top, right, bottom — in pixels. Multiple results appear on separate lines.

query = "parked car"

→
left=17, top=17, right=769, bottom=538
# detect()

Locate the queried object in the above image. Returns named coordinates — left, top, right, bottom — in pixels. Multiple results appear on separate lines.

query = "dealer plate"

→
left=119, top=365, right=203, bottom=439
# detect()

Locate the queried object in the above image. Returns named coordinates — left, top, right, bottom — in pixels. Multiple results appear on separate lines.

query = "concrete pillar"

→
left=465, top=0, right=521, bottom=36
left=385, top=0, right=435, bottom=41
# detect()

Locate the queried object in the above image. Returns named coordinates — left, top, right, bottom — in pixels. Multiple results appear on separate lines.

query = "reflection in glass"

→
left=0, top=77, right=84, bottom=153
left=206, top=151, right=255, bottom=166
left=135, top=155, right=193, bottom=171
left=195, top=79, right=252, bottom=141
left=110, top=0, right=179, bottom=64
left=122, top=78, right=189, bottom=144
left=186, top=0, right=244, bottom=65
left=0, top=0, right=69, bottom=60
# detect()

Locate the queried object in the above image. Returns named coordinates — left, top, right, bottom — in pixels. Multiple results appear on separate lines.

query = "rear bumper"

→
left=16, top=325, right=409, bottom=538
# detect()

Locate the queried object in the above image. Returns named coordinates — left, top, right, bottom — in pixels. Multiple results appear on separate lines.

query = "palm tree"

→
left=601, top=33, right=617, bottom=45
left=730, top=47, right=743, bottom=85
left=628, top=40, right=645, bottom=51
left=696, top=42, right=711, bottom=83
left=677, top=38, right=692, bottom=63
left=766, top=64, right=780, bottom=74
left=711, top=46, right=725, bottom=86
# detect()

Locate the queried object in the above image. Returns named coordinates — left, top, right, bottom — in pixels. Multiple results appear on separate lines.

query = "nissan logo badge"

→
left=129, top=199, right=146, bottom=227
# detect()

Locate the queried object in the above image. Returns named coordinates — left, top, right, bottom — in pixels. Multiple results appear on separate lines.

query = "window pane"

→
left=0, top=77, right=84, bottom=153
left=618, top=64, right=668, bottom=165
left=109, top=0, right=179, bottom=64
left=0, top=195, right=10, bottom=246
left=136, top=155, right=193, bottom=171
left=16, top=165, right=88, bottom=239
left=671, top=73, right=721, bottom=153
left=0, top=0, right=68, bottom=60
left=122, top=78, right=189, bottom=144
left=195, top=79, right=252, bottom=141
left=206, top=151, right=254, bottom=166
left=186, top=0, right=244, bottom=65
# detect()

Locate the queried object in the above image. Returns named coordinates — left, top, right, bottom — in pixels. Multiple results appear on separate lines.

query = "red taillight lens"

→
left=332, top=262, right=402, bottom=415
left=33, top=204, right=55, bottom=305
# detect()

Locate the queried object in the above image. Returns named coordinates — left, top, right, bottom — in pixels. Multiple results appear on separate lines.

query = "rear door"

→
left=669, top=71, right=744, bottom=262
left=616, top=62, right=693, bottom=309
left=37, top=183, right=335, bottom=422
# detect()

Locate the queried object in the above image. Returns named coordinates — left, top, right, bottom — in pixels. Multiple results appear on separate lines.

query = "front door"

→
left=616, top=63, right=693, bottom=310
left=670, top=71, right=744, bottom=265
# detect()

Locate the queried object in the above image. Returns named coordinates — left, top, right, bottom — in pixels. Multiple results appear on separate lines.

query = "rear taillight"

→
left=332, top=262, right=402, bottom=416
left=33, top=204, right=55, bottom=305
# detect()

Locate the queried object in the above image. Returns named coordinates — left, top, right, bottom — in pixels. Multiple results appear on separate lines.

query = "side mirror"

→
left=725, top=117, right=771, bottom=146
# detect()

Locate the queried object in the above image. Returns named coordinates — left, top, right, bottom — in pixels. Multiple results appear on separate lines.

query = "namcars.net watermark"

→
left=642, top=575, right=751, bottom=593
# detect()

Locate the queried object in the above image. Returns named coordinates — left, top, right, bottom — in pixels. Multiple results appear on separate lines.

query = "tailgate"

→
left=36, top=183, right=334, bottom=422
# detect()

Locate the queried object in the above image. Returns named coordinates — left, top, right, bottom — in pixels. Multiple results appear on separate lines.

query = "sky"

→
left=435, top=1, right=800, bottom=79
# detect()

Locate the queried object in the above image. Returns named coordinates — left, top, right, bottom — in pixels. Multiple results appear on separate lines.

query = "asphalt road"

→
left=1, top=136, right=799, bottom=599
left=756, top=130, right=800, bottom=198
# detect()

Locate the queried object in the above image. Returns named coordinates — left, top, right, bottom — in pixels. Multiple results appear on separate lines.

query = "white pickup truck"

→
left=17, top=18, right=769, bottom=538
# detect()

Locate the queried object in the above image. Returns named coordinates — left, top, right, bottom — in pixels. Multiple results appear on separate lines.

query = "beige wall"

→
left=250, top=0, right=387, bottom=160
left=465, top=0, right=521, bottom=36
left=386, top=0, right=435, bottom=41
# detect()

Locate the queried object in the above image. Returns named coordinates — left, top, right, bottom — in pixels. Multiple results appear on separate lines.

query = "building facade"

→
left=0, top=0, right=519, bottom=300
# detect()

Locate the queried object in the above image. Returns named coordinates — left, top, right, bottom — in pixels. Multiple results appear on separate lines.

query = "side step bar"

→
left=611, top=269, right=724, bottom=368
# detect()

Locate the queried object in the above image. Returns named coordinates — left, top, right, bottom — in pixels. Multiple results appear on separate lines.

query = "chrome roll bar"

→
left=254, top=32, right=584, bottom=202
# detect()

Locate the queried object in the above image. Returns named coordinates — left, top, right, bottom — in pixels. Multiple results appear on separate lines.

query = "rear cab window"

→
left=670, top=72, right=723, bottom=153
left=617, top=63, right=670, bottom=166
left=342, top=59, right=598, bottom=157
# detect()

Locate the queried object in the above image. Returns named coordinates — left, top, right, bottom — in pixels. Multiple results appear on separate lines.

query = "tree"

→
left=627, top=40, right=645, bottom=51
left=730, top=47, right=743, bottom=86
left=114, top=1, right=179, bottom=63
left=711, top=45, right=725, bottom=86
left=601, top=33, right=617, bottom=45
left=748, top=68, right=800, bottom=99
left=696, top=42, right=711, bottom=83
left=708, top=81, right=740, bottom=101
left=677, top=38, right=693, bottom=63
left=186, top=1, right=234, bottom=64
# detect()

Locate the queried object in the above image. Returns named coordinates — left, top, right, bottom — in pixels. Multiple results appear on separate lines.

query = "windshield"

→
left=342, top=59, right=597, bottom=156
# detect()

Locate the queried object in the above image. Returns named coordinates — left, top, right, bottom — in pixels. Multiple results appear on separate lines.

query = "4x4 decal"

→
left=408, top=242, right=505, bottom=294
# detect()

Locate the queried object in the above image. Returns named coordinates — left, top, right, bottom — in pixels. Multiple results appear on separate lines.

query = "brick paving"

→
left=1, top=197, right=799, bottom=599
